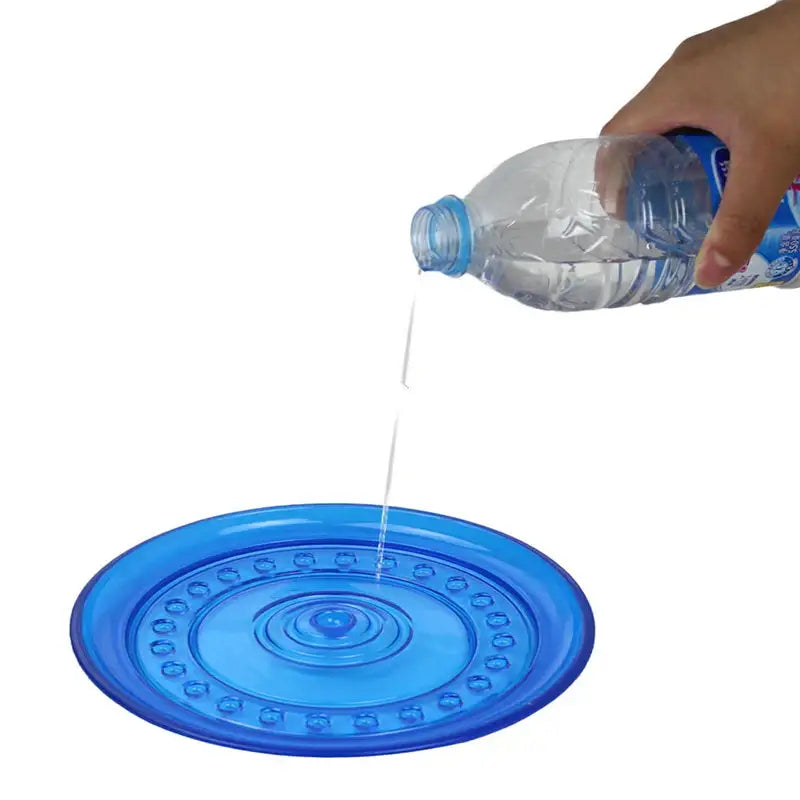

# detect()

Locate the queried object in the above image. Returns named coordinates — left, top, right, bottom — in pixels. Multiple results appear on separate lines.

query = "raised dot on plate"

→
left=493, top=633, right=515, bottom=649
left=471, top=593, right=494, bottom=608
left=413, top=563, right=435, bottom=579
left=217, top=567, right=240, bottom=583
left=376, top=555, right=397, bottom=570
left=217, top=696, right=243, bottom=714
left=438, top=692, right=463, bottom=710
left=187, top=581, right=210, bottom=597
left=335, top=552, right=357, bottom=569
left=253, top=557, right=276, bottom=574
left=487, top=612, right=510, bottom=628
left=446, top=576, right=468, bottom=592
left=293, top=552, right=315, bottom=568
left=149, top=639, right=174, bottom=656
left=468, top=675, right=492, bottom=692
left=399, top=706, right=424, bottom=725
left=161, top=661, right=186, bottom=678
left=485, top=655, right=510, bottom=671
left=353, top=713, right=379, bottom=731
left=183, top=680, right=210, bottom=698
left=151, top=619, right=175, bottom=634
left=259, top=708, right=284, bottom=726
left=306, top=713, right=331, bottom=732
left=165, top=598, right=189, bottom=615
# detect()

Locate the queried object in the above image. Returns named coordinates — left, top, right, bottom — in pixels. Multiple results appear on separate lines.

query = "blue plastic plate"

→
left=71, top=504, right=594, bottom=756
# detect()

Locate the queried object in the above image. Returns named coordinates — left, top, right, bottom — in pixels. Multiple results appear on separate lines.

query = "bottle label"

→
left=675, top=132, right=800, bottom=294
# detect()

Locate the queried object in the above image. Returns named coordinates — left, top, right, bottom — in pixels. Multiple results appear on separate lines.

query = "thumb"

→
left=695, top=148, right=790, bottom=288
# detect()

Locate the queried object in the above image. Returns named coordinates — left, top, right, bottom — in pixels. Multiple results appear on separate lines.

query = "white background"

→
left=2, top=1, right=798, bottom=797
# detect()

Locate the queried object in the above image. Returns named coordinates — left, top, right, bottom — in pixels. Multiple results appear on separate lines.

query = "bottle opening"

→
left=410, top=195, right=472, bottom=276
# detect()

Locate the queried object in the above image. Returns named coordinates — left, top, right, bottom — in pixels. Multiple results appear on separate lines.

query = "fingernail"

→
left=695, top=248, right=734, bottom=289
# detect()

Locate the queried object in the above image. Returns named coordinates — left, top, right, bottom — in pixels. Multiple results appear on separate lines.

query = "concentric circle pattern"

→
left=71, top=504, right=593, bottom=756
left=255, top=590, right=414, bottom=668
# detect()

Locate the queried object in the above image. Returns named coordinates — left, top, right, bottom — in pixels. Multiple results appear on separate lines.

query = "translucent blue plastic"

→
left=71, top=504, right=594, bottom=757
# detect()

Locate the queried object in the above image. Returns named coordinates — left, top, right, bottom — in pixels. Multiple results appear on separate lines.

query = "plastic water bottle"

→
left=410, top=132, right=800, bottom=311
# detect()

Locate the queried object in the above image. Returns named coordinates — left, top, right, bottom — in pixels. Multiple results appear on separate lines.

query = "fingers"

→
left=601, top=65, right=695, bottom=137
left=598, top=71, right=699, bottom=225
left=601, top=34, right=721, bottom=138
left=594, top=137, right=640, bottom=220
left=695, top=147, right=791, bottom=288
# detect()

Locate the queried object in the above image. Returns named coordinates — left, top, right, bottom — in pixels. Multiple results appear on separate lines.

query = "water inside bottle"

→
left=376, top=271, right=420, bottom=579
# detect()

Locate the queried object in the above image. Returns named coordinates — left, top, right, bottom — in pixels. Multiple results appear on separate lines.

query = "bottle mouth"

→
left=410, top=195, right=472, bottom=276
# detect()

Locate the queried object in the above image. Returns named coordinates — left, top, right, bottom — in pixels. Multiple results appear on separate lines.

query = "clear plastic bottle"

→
left=410, top=133, right=800, bottom=311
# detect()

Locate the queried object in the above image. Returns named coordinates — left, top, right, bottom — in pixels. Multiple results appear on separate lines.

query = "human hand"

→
left=602, top=0, right=800, bottom=288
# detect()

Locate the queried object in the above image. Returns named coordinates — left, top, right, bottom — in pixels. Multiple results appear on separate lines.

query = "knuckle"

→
left=600, top=115, right=619, bottom=135
left=672, top=33, right=706, bottom=58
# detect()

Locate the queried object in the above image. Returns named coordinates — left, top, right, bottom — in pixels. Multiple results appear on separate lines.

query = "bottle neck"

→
left=410, top=195, right=473, bottom=276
